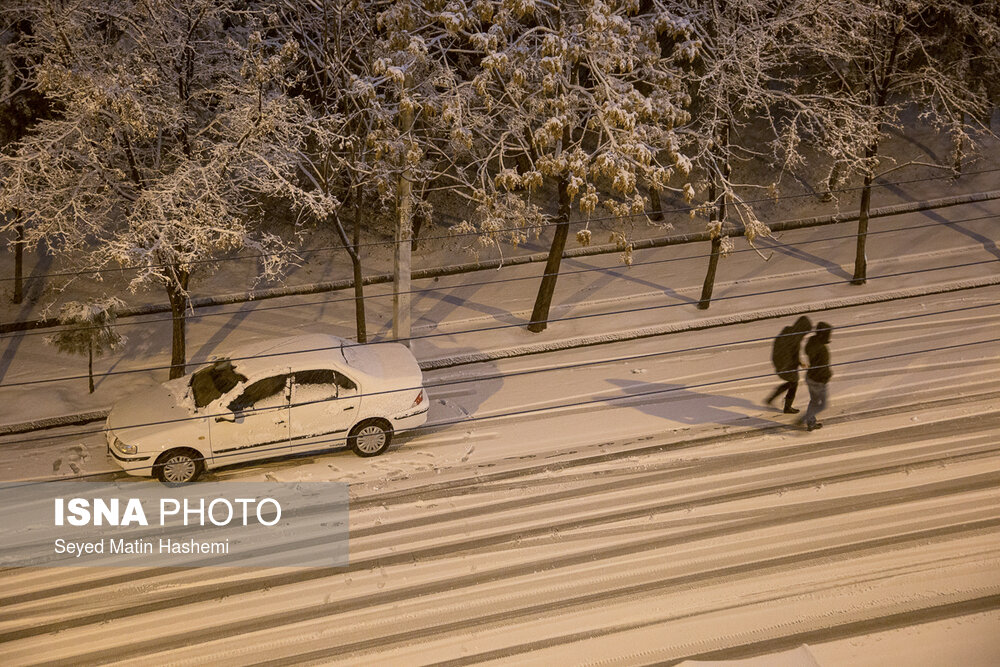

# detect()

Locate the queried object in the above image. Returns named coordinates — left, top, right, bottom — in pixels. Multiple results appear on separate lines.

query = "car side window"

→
left=292, top=369, right=357, bottom=405
left=335, top=372, right=357, bottom=393
left=294, top=369, right=338, bottom=386
left=228, top=375, right=289, bottom=413
left=294, top=369, right=357, bottom=390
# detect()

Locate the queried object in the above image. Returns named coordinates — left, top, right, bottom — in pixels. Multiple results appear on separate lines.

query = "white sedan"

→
left=105, top=334, right=428, bottom=483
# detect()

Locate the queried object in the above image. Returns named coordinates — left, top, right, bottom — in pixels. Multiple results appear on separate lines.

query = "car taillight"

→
left=411, top=389, right=424, bottom=407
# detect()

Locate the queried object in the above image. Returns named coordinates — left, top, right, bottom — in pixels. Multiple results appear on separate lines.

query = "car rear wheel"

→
left=154, top=448, right=204, bottom=484
left=348, top=420, right=393, bottom=457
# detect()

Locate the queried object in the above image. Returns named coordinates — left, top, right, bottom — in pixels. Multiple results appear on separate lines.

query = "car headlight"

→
left=112, top=436, right=137, bottom=456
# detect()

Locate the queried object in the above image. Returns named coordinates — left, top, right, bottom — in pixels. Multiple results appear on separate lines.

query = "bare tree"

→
left=0, top=1, right=304, bottom=378
left=795, top=0, right=999, bottom=284
left=276, top=0, right=481, bottom=343
left=656, top=0, right=831, bottom=309
left=439, top=0, right=695, bottom=332
left=0, top=1, right=50, bottom=304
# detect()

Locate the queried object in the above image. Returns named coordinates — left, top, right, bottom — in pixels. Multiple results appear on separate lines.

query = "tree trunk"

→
left=852, top=142, right=878, bottom=285
left=852, top=26, right=901, bottom=285
left=528, top=174, right=572, bottom=333
left=951, top=120, right=965, bottom=178
left=88, top=341, right=95, bottom=394
left=352, top=202, right=367, bottom=344
left=411, top=187, right=430, bottom=252
left=698, top=181, right=726, bottom=310
left=698, top=236, right=723, bottom=310
left=821, top=163, right=841, bottom=202
left=649, top=189, right=664, bottom=222
left=698, top=126, right=730, bottom=310
left=393, top=104, right=414, bottom=345
left=411, top=209, right=423, bottom=252
left=12, top=221, right=24, bottom=305
left=166, top=269, right=190, bottom=379
left=851, top=174, right=874, bottom=285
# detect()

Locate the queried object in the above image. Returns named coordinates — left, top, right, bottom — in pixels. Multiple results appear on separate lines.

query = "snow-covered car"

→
left=105, top=334, right=428, bottom=483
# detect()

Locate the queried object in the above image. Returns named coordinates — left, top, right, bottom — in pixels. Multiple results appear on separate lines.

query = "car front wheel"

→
left=348, top=420, right=393, bottom=457
left=154, top=448, right=204, bottom=484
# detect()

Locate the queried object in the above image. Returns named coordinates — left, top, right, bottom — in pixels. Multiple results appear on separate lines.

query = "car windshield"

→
left=190, top=359, right=247, bottom=408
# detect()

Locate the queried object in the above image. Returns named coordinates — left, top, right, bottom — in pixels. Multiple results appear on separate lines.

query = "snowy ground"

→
left=0, top=286, right=998, bottom=665
left=0, top=151, right=998, bottom=662
left=1, top=193, right=998, bottom=428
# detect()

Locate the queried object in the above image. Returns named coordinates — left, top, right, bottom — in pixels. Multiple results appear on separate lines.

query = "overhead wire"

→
left=5, top=330, right=998, bottom=486
left=5, top=254, right=1000, bottom=390
left=1, top=258, right=996, bottom=389
left=1, top=300, right=997, bottom=454
left=3, top=165, right=998, bottom=284
left=4, top=211, right=997, bottom=341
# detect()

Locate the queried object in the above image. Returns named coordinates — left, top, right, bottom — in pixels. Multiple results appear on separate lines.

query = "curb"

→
left=0, top=410, right=111, bottom=437
left=421, top=275, right=1000, bottom=370
left=4, top=275, right=997, bottom=436
left=4, top=189, right=998, bottom=335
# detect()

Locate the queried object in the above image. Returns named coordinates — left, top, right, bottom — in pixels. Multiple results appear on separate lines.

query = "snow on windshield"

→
left=229, top=375, right=289, bottom=412
left=190, top=360, right=248, bottom=408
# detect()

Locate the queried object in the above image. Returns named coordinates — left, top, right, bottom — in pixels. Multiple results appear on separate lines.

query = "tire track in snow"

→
left=43, top=514, right=1000, bottom=666
left=1, top=405, right=997, bottom=611
left=2, top=441, right=998, bottom=647
left=422, top=592, right=1000, bottom=667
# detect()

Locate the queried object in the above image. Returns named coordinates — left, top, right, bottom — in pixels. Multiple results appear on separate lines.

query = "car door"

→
left=209, top=373, right=291, bottom=466
left=288, top=369, right=361, bottom=452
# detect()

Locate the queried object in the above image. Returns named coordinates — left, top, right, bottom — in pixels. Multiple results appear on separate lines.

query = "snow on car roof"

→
left=221, top=334, right=351, bottom=378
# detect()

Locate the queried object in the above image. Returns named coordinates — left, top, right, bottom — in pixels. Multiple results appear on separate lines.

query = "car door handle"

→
left=343, top=406, right=354, bottom=411
left=275, top=420, right=285, bottom=425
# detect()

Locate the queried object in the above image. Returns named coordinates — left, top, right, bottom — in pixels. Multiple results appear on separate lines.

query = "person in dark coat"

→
left=800, top=322, right=833, bottom=431
left=765, top=316, right=813, bottom=414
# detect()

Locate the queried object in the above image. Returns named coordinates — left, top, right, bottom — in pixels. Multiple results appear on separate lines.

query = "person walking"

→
left=765, top=315, right=813, bottom=414
left=800, top=322, right=833, bottom=431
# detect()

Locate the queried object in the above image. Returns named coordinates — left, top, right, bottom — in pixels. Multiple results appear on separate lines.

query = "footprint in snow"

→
left=53, top=444, right=90, bottom=475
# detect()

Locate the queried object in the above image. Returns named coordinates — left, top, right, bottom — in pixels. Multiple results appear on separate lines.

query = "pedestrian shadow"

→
left=603, top=378, right=783, bottom=429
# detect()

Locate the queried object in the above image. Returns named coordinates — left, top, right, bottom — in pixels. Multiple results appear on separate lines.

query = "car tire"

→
left=348, top=420, right=393, bottom=457
left=154, top=448, right=204, bottom=485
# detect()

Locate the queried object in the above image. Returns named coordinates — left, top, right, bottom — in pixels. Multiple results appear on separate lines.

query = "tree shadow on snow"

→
left=0, top=247, right=54, bottom=383
left=754, top=236, right=853, bottom=281
left=189, top=301, right=259, bottom=365
left=880, top=182, right=1000, bottom=261
left=558, top=256, right=695, bottom=310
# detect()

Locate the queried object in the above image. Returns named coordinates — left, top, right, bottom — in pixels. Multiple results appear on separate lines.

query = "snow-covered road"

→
left=1, top=288, right=998, bottom=664
left=2, top=287, right=997, bottom=484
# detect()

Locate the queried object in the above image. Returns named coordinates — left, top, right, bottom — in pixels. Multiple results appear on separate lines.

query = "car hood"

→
left=107, top=380, right=200, bottom=445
